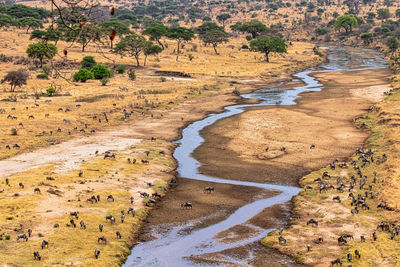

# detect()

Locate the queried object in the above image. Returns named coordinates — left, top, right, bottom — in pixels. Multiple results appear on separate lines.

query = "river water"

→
left=123, top=46, right=387, bottom=267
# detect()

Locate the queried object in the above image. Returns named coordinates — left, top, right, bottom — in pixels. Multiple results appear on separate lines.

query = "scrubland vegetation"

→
left=0, top=0, right=400, bottom=265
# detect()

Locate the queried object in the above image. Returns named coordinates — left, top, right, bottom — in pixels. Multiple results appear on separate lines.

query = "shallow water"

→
left=123, top=46, right=387, bottom=267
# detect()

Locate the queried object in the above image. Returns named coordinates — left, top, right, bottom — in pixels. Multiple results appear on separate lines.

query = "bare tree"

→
left=1, top=70, right=28, bottom=92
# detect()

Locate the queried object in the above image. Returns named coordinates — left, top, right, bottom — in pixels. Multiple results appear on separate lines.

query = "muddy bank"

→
left=194, top=68, right=391, bottom=186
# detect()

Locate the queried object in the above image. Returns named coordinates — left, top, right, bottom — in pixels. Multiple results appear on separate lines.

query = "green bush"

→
left=81, top=56, right=96, bottom=70
left=241, top=44, right=249, bottom=49
left=36, top=73, right=48, bottom=79
left=92, top=64, right=112, bottom=79
left=42, top=65, right=51, bottom=75
left=73, top=68, right=94, bottom=82
left=128, top=70, right=136, bottom=80
left=116, top=65, right=126, bottom=74
left=46, top=87, right=56, bottom=96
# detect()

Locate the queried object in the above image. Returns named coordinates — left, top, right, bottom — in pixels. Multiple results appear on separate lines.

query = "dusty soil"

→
left=194, top=68, right=391, bottom=186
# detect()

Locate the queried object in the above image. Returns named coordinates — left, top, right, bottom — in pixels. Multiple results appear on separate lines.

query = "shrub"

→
left=128, top=70, right=136, bottom=80
left=81, top=56, right=96, bottom=69
left=36, top=73, right=48, bottom=79
left=5, top=235, right=10, bottom=240
left=116, top=65, right=126, bottom=74
left=160, top=77, right=167, bottom=82
left=188, top=54, right=194, bottom=61
left=53, top=223, right=59, bottom=228
left=100, top=78, right=109, bottom=86
left=42, top=65, right=51, bottom=75
left=38, top=233, right=43, bottom=237
left=11, top=128, right=18, bottom=135
left=241, top=44, right=249, bottom=49
left=46, top=87, right=55, bottom=96
left=91, top=64, right=112, bottom=79
left=73, top=68, right=94, bottom=82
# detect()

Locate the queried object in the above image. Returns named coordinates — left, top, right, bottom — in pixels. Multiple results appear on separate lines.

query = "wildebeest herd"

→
left=277, top=146, right=395, bottom=266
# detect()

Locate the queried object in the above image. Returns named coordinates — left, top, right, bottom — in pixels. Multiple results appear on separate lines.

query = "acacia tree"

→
left=166, top=26, right=194, bottom=61
left=142, top=25, right=168, bottom=49
left=30, top=27, right=61, bottom=44
left=249, top=36, right=287, bottom=62
left=114, top=33, right=148, bottom=67
left=143, top=43, right=162, bottom=66
left=65, top=24, right=102, bottom=52
left=238, top=20, right=268, bottom=38
left=100, top=19, right=130, bottom=49
left=26, top=41, right=57, bottom=67
left=1, top=70, right=28, bottom=92
left=216, top=13, right=231, bottom=27
left=19, top=17, right=43, bottom=33
left=197, top=23, right=229, bottom=54
left=334, top=14, right=358, bottom=33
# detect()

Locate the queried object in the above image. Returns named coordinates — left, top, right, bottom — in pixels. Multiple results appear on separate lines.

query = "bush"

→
left=53, top=223, right=59, bottom=228
left=245, top=35, right=253, bottom=41
left=241, top=44, right=249, bottom=49
left=42, top=65, right=51, bottom=75
left=116, top=65, right=126, bottom=74
left=128, top=70, right=136, bottom=80
left=92, top=64, right=112, bottom=79
left=36, top=73, right=48, bottom=79
left=73, top=68, right=94, bottom=82
left=81, top=56, right=96, bottom=69
left=46, top=87, right=55, bottom=96
left=160, top=77, right=167, bottom=82
left=11, top=128, right=17, bottom=135
left=100, top=78, right=109, bottom=86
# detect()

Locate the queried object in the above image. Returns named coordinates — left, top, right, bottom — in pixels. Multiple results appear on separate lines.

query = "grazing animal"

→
left=152, top=192, right=161, bottom=198
left=34, top=188, right=41, bottom=194
left=17, top=234, right=28, bottom=241
left=278, top=236, right=286, bottom=245
left=121, top=214, right=125, bottom=223
left=130, top=197, right=134, bottom=204
left=315, top=236, right=324, bottom=244
left=78, top=170, right=83, bottom=177
left=116, top=231, right=122, bottom=239
left=95, top=249, right=100, bottom=259
left=127, top=208, right=135, bottom=216
left=70, top=211, right=79, bottom=219
left=28, top=229, right=32, bottom=237
left=18, top=182, right=24, bottom=189
left=355, top=249, right=361, bottom=258
left=204, top=187, right=214, bottom=193
left=181, top=202, right=192, bottom=209
left=333, top=196, right=341, bottom=203
left=373, top=231, right=377, bottom=241
left=139, top=192, right=149, bottom=198
left=33, top=251, right=41, bottom=261
left=70, top=219, right=76, bottom=228
left=307, top=244, right=311, bottom=251
left=98, top=236, right=107, bottom=244
left=141, top=159, right=149, bottom=164
left=310, top=144, right=315, bottom=149
left=99, top=224, right=103, bottom=232
left=5, top=178, right=9, bottom=185
left=330, top=258, right=342, bottom=266
left=347, top=253, right=352, bottom=262
left=361, top=235, right=365, bottom=242
left=107, top=195, right=115, bottom=202
left=41, top=240, right=49, bottom=249
left=338, top=236, right=347, bottom=245
left=106, top=215, right=115, bottom=224
left=80, top=221, right=86, bottom=230
left=307, top=219, right=318, bottom=227
left=145, top=199, right=156, bottom=206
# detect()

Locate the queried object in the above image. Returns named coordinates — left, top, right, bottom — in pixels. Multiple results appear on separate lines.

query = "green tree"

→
left=0, top=14, right=17, bottom=28
left=395, top=9, right=400, bottom=18
left=334, top=14, right=358, bottom=33
left=143, top=44, right=162, bottom=66
left=216, top=13, right=231, bottom=27
left=114, top=33, right=148, bottom=67
left=100, top=19, right=131, bottom=49
left=26, top=41, right=57, bottom=67
left=65, top=24, right=102, bottom=52
left=386, top=36, right=399, bottom=52
left=249, top=36, right=287, bottom=62
left=30, top=28, right=60, bottom=44
left=73, top=68, right=94, bottom=82
left=238, top=20, right=268, bottom=38
left=19, top=17, right=42, bottom=33
left=361, top=32, right=373, bottom=45
left=91, top=64, right=112, bottom=79
left=142, top=25, right=168, bottom=49
left=377, top=8, right=390, bottom=20
left=197, top=23, right=229, bottom=54
left=166, top=26, right=195, bottom=61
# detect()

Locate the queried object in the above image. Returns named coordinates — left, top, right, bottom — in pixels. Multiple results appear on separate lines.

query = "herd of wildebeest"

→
left=276, top=145, right=394, bottom=266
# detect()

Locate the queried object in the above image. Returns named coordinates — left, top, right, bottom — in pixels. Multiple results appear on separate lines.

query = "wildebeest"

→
left=181, top=202, right=192, bottom=209
left=17, top=234, right=28, bottom=241
left=355, top=249, right=361, bottom=258
left=127, top=207, right=135, bottom=217
left=34, top=188, right=41, bottom=194
left=116, top=231, right=122, bottom=239
left=80, top=221, right=86, bottom=230
left=278, top=236, right=286, bottom=245
left=333, top=196, right=341, bottom=203
left=94, top=249, right=100, bottom=259
left=139, top=192, right=149, bottom=198
left=99, top=224, right=103, bottom=232
left=347, top=253, right=352, bottom=262
left=152, top=192, right=161, bottom=198
left=330, top=258, right=342, bottom=266
left=106, top=215, right=115, bottom=224
left=41, top=240, right=49, bottom=249
left=204, top=187, right=214, bottom=193
left=107, top=195, right=115, bottom=202
left=98, top=236, right=107, bottom=244
left=307, top=219, right=318, bottom=227
left=28, top=229, right=32, bottom=237
left=314, top=236, right=323, bottom=244
left=70, top=211, right=79, bottom=219
left=33, top=251, right=41, bottom=260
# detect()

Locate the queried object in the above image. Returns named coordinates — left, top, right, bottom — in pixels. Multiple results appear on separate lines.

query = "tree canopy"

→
left=166, top=26, right=195, bottom=60
left=238, top=20, right=268, bottom=38
left=114, top=33, right=149, bottom=66
left=26, top=41, right=57, bottom=67
left=197, top=23, right=229, bottom=54
left=249, top=36, right=287, bottom=62
left=334, top=14, right=358, bottom=33
left=142, top=25, right=168, bottom=49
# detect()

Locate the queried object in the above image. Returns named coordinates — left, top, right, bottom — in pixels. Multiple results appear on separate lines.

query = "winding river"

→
left=124, top=46, right=387, bottom=266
